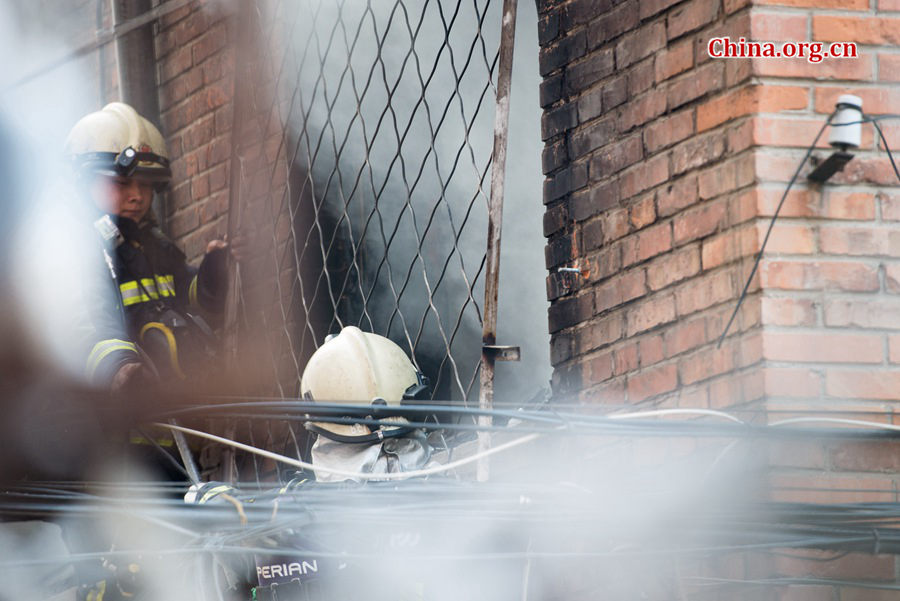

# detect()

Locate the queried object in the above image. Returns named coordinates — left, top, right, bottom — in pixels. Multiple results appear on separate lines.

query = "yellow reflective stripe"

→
left=189, top=275, right=198, bottom=306
left=87, top=339, right=137, bottom=381
left=120, top=276, right=176, bottom=306
left=128, top=435, right=174, bottom=447
left=120, top=279, right=159, bottom=296
left=155, top=274, right=176, bottom=297
left=120, top=279, right=155, bottom=306
left=120, top=281, right=140, bottom=305
left=139, top=322, right=186, bottom=380
left=140, top=278, right=160, bottom=299
left=86, top=579, right=106, bottom=601
left=120, top=281, right=148, bottom=306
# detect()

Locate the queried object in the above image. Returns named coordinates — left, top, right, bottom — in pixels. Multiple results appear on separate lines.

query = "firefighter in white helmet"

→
left=66, top=102, right=240, bottom=391
left=300, top=326, right=433, bottom=481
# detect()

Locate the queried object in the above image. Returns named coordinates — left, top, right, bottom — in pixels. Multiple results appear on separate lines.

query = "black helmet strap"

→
left=75, top=148, right=171, bottom=179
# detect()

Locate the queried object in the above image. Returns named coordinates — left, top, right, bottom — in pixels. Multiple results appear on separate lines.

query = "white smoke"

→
left=1, top=0, right=111, bottom=383
left=272, top=0, right=549, bottom=405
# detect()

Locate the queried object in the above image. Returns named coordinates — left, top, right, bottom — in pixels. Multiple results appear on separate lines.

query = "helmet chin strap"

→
left=401, top=371, right=431, bottom=402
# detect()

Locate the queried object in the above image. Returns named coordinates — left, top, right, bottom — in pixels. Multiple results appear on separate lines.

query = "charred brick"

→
left=581, top=218, right=604, bottom=251
left=578, top=87, right=603, bottom=123
left=547, top=270, right=583, bottom=301
left=540, top=73, right=564, bottom=108
left=555, top=362, right=583, bottom=393
left=544, top=162, right=590, bottom=202
left=571, top=179, right=619, bottom=221
left=544, top=169, right=570, bottom=202
left=543, top=201, right=569, bottom=237
left=543, top=139, right=569, bottom=175
left=545, top=233, right=578, bottom=269
left=550, top=332, right=574, bottom=363
left=565, top=49, right=615, bottom=96
left=588, top=0, right=640, bottom=49
left=538, top=11, right=560, bottom=46
left=591, top=135, right=643, bottom=178
left=562, top=0, right=614, bottom=31
left=567, top=115, right=617, bottom=159
left=541, top=102, right=578, bottom=140
left=602, top=76, right=628, bottom=111
left=535, top=0, right=566, bottom=16
left=615, top=21, right=666, bottom=70
left=539, top=29, right=588, bottom=77
left=548, top=294, right=594, bottom=332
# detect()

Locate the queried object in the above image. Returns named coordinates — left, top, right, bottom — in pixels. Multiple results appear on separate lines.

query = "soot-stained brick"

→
left=541, top=102, right=578, bottom=140
left=540, top=73, right=564, bottom=108
left=548, top=293, right=594, bottom=333
left=539, top=29, right=588, bottom=77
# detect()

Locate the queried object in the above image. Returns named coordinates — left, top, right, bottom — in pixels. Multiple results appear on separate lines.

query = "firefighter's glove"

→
left=110, top=362, right=155, bottom=395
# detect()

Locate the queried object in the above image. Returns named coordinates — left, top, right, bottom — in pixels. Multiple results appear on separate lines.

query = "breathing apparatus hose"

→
left=304, top=422, right=414, bottom=444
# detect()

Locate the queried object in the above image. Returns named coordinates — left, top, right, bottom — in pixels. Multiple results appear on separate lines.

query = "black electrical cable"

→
left=720, top=111, right=900, bottom=346
left=718, top=114, right=834, bottom=347
left=13, top=484, right=900, bottom=558
left=155, top=406, right=900, bottom=440
left=869, top=115, right=900, bottom=183
left=304, top=422, right=414, bottom=443
left=149, top=397, right=900, bottom=423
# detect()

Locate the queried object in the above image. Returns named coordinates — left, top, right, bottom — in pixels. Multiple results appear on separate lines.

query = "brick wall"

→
left=154, top=2, right=233, bottom=263
left=540, top=0, right=900, bottom=597
left=153, top=1, right=303, bottom=395
left=540, top=0, right=762, bottom=410
left=756, top=3, right=900, bottom=509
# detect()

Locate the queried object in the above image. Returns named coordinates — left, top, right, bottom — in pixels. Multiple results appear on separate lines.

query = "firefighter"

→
left=63, top=103, right=243, bottom=601
left=299, top=326, right=433, bottom=481
left=65, top=102, right=238, bottom=391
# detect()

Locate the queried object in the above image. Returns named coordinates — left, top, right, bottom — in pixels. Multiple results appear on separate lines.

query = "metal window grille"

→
left=228, top=0, right=512, bottom=405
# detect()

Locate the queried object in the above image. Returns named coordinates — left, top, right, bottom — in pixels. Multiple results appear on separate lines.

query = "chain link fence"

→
left=230, top=0, right=512, bottom=404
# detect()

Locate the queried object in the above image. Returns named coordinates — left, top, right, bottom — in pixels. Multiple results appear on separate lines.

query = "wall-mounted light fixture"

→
left=808, top=94, right=863, bottom=183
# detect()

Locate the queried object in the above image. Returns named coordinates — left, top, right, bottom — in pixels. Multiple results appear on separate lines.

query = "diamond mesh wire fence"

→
left=230, top=0, right=509, bottom=405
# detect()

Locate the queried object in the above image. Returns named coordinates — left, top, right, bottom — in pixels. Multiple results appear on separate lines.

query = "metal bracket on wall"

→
left=807, top=151, right=855, bottom=183
left=483, top=345, right=521, bottom=362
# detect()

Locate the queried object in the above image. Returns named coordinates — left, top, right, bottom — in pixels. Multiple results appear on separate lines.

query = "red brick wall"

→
left=154, top=2, right=233, bottom=264
left=540, top=0, right=762, bottom=409
left=153, top=1, right=302, bottom=395
left=540, top=0, right=900, bottom=596
left=541, top=0, right=900, bottom=417
left=757, top=4, right=900, bottom=479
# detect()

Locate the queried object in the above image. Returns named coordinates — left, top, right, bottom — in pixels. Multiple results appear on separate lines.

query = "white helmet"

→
left=300, top=326, right=429, bottom=406
left=65, top=102, right=171, bottom=185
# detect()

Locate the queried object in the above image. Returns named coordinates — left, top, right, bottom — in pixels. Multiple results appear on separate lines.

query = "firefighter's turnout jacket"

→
left=86, top=214, right=227, bottom=387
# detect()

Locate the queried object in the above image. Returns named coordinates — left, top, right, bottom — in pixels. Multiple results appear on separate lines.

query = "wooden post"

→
left=478, top=0, right=518, bottom=482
